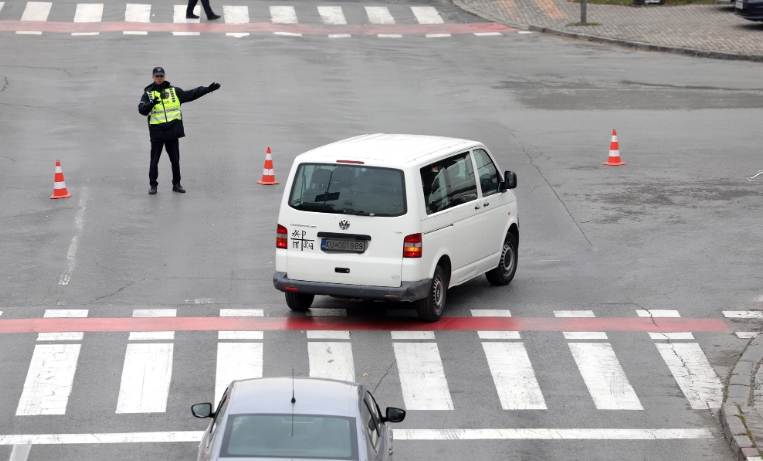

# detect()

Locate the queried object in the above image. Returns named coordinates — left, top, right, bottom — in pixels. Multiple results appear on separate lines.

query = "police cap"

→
left=152, top=67, right=166, bottom=76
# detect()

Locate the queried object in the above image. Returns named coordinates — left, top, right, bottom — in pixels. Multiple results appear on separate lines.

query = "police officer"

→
left=138, top=67, right=221, bottom=194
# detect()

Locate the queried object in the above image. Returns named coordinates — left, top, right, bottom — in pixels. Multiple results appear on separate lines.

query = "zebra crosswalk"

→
left=0, top=2, right=516, bottom=37
left=3, top=307, right=727, bottom=421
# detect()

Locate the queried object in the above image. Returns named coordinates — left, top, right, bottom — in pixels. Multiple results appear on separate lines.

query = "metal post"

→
left=581, top=0, right=587, bottom=24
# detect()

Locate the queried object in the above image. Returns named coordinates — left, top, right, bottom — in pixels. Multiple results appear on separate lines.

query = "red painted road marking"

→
left=0, top=21, right=515, bottom=35
left=0, top=317, right=730, bottom=334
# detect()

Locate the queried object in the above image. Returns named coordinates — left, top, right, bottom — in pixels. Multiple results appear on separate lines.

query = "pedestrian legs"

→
left=186, top=0, right=214, bottom=17
left=149, top=140, right=181, bottom=187
left=165, top=139, right=182, bottom=186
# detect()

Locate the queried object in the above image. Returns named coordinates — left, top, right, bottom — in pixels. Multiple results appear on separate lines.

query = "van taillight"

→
left=403, top=233, right=422, bottom=258
left=277, top=224, right=288, bottom=249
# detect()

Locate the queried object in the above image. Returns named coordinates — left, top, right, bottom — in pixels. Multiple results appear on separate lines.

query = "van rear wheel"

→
left=415, top=265, right=447, bottom=322
left=486, top=233, right=518, bottom=286
left=285, top=292, right=314, bottom=311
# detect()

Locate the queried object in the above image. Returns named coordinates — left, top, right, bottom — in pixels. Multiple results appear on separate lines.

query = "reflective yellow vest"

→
left=147, top=87, right=182, bottom=125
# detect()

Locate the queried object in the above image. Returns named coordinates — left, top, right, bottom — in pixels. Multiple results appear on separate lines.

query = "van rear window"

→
left=288, top=164, right=406, bottom=217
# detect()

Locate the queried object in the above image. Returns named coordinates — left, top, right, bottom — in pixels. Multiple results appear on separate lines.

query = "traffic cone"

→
left=50, top=159, right=72, bottom=199
left=257, top=147, right=280, bottom=185
left=603, top=129, right=625, bottom=166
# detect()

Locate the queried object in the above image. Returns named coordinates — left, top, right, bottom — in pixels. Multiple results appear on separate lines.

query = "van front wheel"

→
left=415, top=265, right=447, bottom=322
left=285, top=292, right=314, bottom=311
left=486, top=233, right=518, bottom=286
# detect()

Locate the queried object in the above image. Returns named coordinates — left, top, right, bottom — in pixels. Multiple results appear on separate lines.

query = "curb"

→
left=722, top=333, right=763, bottom=461
left=451, top=0, right=763, bottom=62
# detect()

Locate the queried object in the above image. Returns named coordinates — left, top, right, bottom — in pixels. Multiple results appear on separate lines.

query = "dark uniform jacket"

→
left=138, top=81, right=211, bottom=142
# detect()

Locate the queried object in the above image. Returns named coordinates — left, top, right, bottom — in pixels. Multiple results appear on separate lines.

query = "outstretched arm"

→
left=176, top=83, right=220, bottom=104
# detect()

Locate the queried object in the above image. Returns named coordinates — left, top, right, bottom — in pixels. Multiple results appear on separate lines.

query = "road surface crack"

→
left=372, top=359, right=397, bottom=393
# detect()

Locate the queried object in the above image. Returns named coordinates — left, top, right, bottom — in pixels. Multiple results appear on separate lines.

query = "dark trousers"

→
left=150, top=139, right=181, bottom=187
left=186, top=0, right=214, bottom=17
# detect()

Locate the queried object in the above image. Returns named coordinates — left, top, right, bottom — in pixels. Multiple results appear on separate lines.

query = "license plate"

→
left=736, top=1, right=744, bottom=8
left=321, top=239, right=366, bottom=252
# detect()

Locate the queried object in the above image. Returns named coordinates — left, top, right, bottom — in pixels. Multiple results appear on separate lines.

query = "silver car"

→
left=191, top=377, right=406, bottom=461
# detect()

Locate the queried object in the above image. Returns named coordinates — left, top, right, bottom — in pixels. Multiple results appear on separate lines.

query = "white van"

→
left=273, top=134, right=519, bottom=321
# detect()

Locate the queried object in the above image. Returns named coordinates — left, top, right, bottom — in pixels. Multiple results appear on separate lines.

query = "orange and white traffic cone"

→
left=603, top=129, right=625, bottom=166
left=50, top=159, right=72, bottom=199
left=257, top=147, right=280, bottom=185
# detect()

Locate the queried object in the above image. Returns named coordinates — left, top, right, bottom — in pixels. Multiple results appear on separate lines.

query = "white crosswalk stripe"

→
left=16, top=344, right=81, bottom=416
left=410, top=6, right=443, bottom=24
left=18, top=1, right=51, bottom=35
left=307, top=330, right=355, bottom=382
left=215, top=309, right=264, bottom=402
left=365, top=6, right=394, bottom=25
left=569, top=343, right=643, bottom=410
left=116, top=343, right=174, bottom=413
left=223, top=5, right=248, bottom=37
left=654, top=342, right=723, bottom=409
left=482, top=341, right=546, bottom=410
left=270, top=5, right=297, bottom=24
left=124, top=3, right=150, bottom=34
left=318, top=6, right=346, bottom=25
left=72, top=3, right=103, bottom=35
left=393, top=332, right=453, bottom=410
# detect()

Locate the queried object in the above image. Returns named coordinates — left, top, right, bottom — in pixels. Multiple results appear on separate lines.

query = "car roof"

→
left=227, top=377, right=361, bottom=417
left=296, top=133, right=479, bottom=166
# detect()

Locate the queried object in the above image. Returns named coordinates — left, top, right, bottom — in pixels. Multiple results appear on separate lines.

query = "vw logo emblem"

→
left=338, top=219, right=350, bottom=230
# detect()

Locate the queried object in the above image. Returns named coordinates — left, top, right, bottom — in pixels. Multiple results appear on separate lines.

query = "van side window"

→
left=473, top=148, right=501, bottom=197
left=420, top=152, right=478, bottom=215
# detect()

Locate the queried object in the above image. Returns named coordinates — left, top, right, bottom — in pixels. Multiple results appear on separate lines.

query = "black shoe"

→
left=207, top=13, right=221, bottom=20
left=186, top=12, right=199, bottom=18
left=172, top=184, right=186, bottom=193
left=149, top=186, right=157, bottom=195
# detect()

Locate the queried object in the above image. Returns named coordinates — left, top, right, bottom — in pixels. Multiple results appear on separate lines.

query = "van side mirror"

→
left=191, top=403, right=214, bottom=418
left=384, top=407, right=406, bottom=423
left=501, top=171, right=517, bottom=191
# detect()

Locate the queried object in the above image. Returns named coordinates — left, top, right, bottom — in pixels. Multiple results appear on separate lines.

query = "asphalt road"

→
left=1, top=0, right=763, bottom=459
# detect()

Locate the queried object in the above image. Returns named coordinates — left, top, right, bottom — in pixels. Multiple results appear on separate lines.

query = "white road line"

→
left=128, top=331, right=174, bottom=340
left=471, top=309, right=511, bottom=317
left=554, top=310, right=595, bottom=318
left=223, top=5, right=249, bottom=36
left=393, top=342, right=453, bottom=410
left=218, top=331, right=263, bottom=340
left=270, top=6, right=297, bottom=24
left=318, top=6, right=346, bottom=25
left=308, top=342, right=355, bottom=382
left=215, top=343, right=263, bottom=402
left=517, top=31, right=533, bottom=34
left=9, top=444, right=31, bottom=461
left=724, top=311, right=763, bottom=319
left=655, top=342, right=723, bottom=410
left=72, top=4, right=102, bottom=35
left=411, top=6, right=444, bottom=24
left=736, top=332, right=759, bottom=339
left=306, top=330, right=350, bottom=340
left=425, top=34, right=451, bottom=38
left=648, top=332, right=694, bottom=340
left=0, top=428, right=712, bottom=444
left=59, top=188, right=88, bottom=285
left=394, top=428, right=713, bottom=440
left=328, top=34, right=351, bottom=38
left=365, top=6, right=395, bottom=24
left=16, top=344, right=81, bottom=415
left=482, top=342, right=546, bottom=410
left=636, top=309, right=680, bottom=317
left=307, top=309, right=346, bottom=317
left=568, top=343, right=643, bottom=410
left=44, top=309, right=88, bottom=318
left=116, top=343, right=173, bottom=413
left=274, top=32, right=301, bottom=36
left=174, top=5, right=199, bottom=35
left=220, top=309, right=263, bottom=317
left=37, top=332, right=84, bottom=341
left=391, top=331, right=435, bottom=340
left=0, top=3, right=4, bottom=15
left=563, top=332, right=608, bottom=340
left=125, top=4, right=149, bottom=22
left=478, top=331, right=520, bottom=340
left=133, top=309, right=176, bottom=317
left=0, top=432, right=204, bottom=444
left=474, top=32, right=502, bottom=36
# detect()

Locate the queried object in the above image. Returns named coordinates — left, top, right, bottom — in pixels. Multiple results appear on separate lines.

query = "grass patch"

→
left=568, top=0, right=717, bottom=5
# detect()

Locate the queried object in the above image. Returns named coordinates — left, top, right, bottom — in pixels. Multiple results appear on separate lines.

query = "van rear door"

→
left=283, top=164, right=408, bottom=288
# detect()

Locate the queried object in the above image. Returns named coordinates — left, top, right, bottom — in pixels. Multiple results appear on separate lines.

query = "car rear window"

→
left=288, top=163, right=406, bottom=217
left=221, top=414, right=358, bottom=460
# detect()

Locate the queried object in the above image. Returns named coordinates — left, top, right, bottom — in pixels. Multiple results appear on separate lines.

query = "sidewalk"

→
left=721, top=333, right=763, bottom=460
left=456, top=0, right=763, bottom=59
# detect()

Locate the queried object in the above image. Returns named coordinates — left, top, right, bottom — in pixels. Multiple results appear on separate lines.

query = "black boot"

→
left=186, top=12, right=200, bottom=18
left=149, top=186, right=157, bottom=195
left=207, top=13, right=221, bottom=19
left=172, top=184, right=186, bottom=193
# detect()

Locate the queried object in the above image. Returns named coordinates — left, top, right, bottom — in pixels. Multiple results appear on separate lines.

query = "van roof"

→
left=296, top=134, right=479, bottom=165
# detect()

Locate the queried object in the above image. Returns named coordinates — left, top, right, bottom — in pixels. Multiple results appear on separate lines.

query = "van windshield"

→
left=288, top=163, right=406, bottom=217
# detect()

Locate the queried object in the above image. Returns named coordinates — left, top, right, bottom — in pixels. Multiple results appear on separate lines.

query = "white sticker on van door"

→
left=291, top=229, right=315, bottom=251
